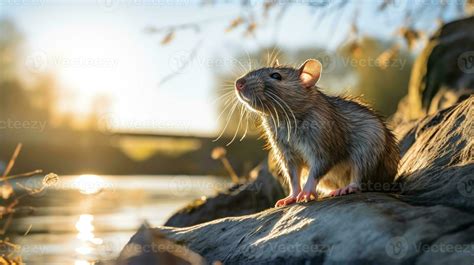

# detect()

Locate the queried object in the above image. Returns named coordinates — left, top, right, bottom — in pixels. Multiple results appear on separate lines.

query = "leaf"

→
left=263, top=1, right=274, bottom=17
left=398, top=27, right=421, bottom=50
left=161, top=31, right=175, bottom=45
left=225, top=17, right=244, bottom=32
left=377, top=44, right=400, bottom=70
left=378, top=0, right=395, bottom=11
left=0, top=184, right=13, bottom=200
left=347, top=40, right=363, bottom=59
left=42, top=173, right=59, bottom=187
left=466, top=0, right=474, bottom=14
left=245, top=22, right=257, bottom=37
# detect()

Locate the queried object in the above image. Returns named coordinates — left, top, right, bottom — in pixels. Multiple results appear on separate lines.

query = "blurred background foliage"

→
left=1, top=0, right=472, bottom=175
left=0, top=18, right=106, bottom=131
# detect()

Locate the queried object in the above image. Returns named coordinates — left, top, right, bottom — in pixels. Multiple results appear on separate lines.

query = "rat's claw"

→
left=328, top=189, right=339, bottom=197
left=329, top=184, right=360, bottom=197
left=296, top=190, right=317, bottom=203
left=275, top=196, right=297, bottom=207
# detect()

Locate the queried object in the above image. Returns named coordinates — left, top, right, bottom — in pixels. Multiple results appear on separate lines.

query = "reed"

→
left=0, top=143, right=58, bottom=263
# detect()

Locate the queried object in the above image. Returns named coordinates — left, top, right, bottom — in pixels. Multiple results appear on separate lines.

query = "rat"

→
left=234, top=59, right=400, bottom=207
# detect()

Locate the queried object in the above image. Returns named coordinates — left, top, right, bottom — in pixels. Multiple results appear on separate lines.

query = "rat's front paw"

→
left=275, top=195, right=298, bottom=207
left=296, top=190, right=317, bottom=203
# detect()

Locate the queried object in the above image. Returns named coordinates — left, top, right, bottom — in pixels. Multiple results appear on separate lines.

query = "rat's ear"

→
left=298, top=59, right=322, bottom=89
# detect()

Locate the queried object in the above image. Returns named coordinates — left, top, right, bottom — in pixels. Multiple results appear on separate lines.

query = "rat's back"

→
left=327, top=95, right=400, bottom=190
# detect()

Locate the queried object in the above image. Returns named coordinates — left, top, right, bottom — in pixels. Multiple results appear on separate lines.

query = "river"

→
left=9, top=174, right=232, bottom=264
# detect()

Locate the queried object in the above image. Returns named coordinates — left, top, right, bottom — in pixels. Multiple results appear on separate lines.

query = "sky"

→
left=0, top=0, right=464, bottom=136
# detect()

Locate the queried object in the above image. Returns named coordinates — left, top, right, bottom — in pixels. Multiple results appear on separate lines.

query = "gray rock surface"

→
left=116, top=223, right=206, bottom=265
left=121, top=97, right=473, bottom=265
left=396, top=97, right=473, bottom=212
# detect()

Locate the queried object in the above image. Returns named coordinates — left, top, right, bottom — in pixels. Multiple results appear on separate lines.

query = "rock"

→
left=396, top=97, right=474, bottom=211
left=165, top=159, right=285, bottom=227
left=393, top=16, right=474, bottom=124
left=158, top=195, right=474, bottom=265
left=123, top=97, right=473, bottom=265
left=116, top=222, right=207, bottom=265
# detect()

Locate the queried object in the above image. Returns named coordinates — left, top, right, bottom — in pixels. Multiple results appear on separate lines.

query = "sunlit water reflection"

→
left=74, top=175, right=108, bottom=195
left=10, top=175, right=231, bottom=264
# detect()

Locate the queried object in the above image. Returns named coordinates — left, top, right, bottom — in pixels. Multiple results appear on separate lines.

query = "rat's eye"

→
left=270, top=73, right=282, bottom=81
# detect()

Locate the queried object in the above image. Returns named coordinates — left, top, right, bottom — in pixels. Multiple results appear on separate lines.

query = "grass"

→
left=0, top=143, right=58, bottom=263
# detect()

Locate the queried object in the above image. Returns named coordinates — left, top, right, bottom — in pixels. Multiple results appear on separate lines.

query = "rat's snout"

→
left=235, top=78, right=246, bottom=91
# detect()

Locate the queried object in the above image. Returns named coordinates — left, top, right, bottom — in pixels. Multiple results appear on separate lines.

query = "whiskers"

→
left=266, top=46, right=281, bottom=67
left=213, top=46, right=291, bottom=145
left=213, top=52, right=257, bottom=146
left=213, top=94, right=255, bottom=146
left=263, top=90, right=298, bottom=142
left=213, top=89, right=298, bottom=146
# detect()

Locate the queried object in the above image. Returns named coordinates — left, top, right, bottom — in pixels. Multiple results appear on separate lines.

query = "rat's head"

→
left=234, top=59, right=322, bottom=115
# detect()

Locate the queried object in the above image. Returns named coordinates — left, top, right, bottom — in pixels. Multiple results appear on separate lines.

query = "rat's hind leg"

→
left=329, top=163, right=361, bottom=197
left=330, top=119, right=387, bottom=197
left=329, top=183, right=360, bottom=197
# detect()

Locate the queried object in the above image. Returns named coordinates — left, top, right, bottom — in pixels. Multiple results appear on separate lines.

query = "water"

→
left=9, top=175, right=232, bottom=265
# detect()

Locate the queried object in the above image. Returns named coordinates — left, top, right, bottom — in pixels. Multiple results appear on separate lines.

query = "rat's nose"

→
left=235, top=78, right=246, bottom=91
